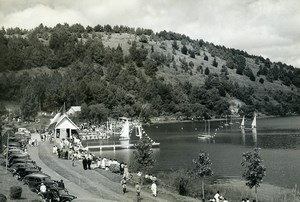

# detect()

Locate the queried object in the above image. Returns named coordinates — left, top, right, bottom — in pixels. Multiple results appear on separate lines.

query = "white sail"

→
left=49, top=112, right=61, bottom=126
left=120, top=120, right=130, bottom=139
left=251, top=114, right=257, bottom=129
left=136, top=124, right=143, bottom=139
left=241, top=116, right=245, bottom=128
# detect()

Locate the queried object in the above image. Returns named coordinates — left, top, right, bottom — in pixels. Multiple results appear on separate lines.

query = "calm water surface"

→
left=92, top=116, right=300, bottom=189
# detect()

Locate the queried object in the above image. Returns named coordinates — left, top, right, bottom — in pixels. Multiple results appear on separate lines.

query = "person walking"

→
left=151, top=181, right=157, bottom=197
left=135, top=182, right=141, bottom=202
left=121, top=177, right=127, bottom=194
left=72, top=154, right=75, bottom=167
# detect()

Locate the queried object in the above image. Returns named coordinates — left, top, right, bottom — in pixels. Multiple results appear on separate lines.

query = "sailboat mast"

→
left=208, top=120, right=210, bottom=135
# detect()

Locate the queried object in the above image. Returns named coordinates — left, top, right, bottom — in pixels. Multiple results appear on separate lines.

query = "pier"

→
left=84, top=142, right=160, bottom=151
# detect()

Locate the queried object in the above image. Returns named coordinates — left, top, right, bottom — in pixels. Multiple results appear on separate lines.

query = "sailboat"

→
left=241, top=114, right=257, bottom=130
left=240, top=116, right=245, bottom=129
left=224, top=115, right=229, bottom=127
left=229, top=115, right=233, bottom=125
left=251, top=114, right=257, bottom=129
left=198, top=120, right=212, bottom=139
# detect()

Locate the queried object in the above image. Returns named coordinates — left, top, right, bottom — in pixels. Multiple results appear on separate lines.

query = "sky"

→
left=0, top=0, right=299, bottom=68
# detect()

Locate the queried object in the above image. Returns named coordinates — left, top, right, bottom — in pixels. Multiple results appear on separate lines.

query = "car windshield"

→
left=58, top=189, right=68, bottom=195
left=42, top=177, right=51, bottom=181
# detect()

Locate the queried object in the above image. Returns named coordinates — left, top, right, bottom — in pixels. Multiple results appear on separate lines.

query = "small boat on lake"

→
left=240, top=114, right=257, bottom=130
left=198, top=120, right=212, bottom=139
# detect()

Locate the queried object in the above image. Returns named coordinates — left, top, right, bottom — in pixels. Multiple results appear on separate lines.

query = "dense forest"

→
left=1, top=23, right=300, bottom=122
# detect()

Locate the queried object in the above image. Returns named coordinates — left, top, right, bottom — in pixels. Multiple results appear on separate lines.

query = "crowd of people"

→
left=51, top=138, right=158, bottom=200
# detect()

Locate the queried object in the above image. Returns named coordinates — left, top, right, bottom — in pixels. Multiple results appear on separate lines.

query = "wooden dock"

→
left=85, top=142, right=160, bottom=151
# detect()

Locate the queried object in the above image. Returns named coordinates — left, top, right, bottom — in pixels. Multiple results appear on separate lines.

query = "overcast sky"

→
left=0, top=0, right=299, bottom=68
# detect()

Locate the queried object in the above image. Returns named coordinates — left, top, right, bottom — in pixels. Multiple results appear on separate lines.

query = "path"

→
left=28, top=134, right=198, bottom=202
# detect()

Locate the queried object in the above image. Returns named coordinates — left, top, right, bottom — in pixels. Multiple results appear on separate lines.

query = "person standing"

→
left=124, top=163, right=129, bottom=178
left=82, top=156, right=87, bottom=170
left=121, top=177, right=127, bottom=194
left=87, top=155, right=92, bottom=170
left=46, top=188, right=53, bottom=202
left=120, top=162, right=124, bottom=175
left=40, top=183, right=46, bottom=194
left=214, top=191, right=220, bottom=202
left=59, top=179, right=65, bottom=189
left=135, top=182, right=141, bottom=202
left=151, top=181, right=157, bottom=197
left=72, top=154, right=75, bottom=167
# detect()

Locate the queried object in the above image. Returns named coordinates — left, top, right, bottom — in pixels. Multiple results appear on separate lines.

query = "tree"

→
left=20, top=87, right=39, bottom=120
left=172, top=40, right=179, bottom=50
left=181, top=45, right=188, bottom=55
left=139, top=34, right=148, bottom=43
left=190, top=50, right=195, bottom=58
left=204, top=67, right=210, bottom=75
left=259, top=78, right=264, bottom=84
left=192, top=152, right=213, bottom=201
left=241, top=148, right=266, bottom=202
left=133, top=136, right=155, bottom=183
left=212, top=58, right=218, bottom=67
left=204, top=54, right=208, bottom=61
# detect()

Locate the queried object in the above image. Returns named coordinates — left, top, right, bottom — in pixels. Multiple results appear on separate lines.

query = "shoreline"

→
left=149, top=115, right=277, bottom=124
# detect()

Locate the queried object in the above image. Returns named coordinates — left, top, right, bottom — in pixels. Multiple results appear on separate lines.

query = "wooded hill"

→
left=0, top=23, right=300, bottom=122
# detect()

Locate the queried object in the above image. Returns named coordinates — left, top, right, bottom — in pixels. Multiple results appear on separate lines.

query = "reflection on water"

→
left=93, top=116, right=300, bottom=188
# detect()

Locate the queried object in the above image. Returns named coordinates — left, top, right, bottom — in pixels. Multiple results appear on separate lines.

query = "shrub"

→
left=0, top=194, right=7, bottom=202
left=10, top=186, right=22, bottom=199
left=173, top=172, right=190, bottom=196
left=204, top=54, right=208, bottom=61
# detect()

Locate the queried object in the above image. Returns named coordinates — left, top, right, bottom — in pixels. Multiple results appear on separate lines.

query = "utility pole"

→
left=5, top=132, right=9, bottom=174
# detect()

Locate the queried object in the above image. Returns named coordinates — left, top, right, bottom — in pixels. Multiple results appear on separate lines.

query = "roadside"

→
left=0, top=156, right=41, bottom=202
left=30, top=135, right=198, bottom=202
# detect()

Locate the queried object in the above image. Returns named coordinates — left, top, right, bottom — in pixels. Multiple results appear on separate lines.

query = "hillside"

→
left=0, top=23, right=300, bottom=121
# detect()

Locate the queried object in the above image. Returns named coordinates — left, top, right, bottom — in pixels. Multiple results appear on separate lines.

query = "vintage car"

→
left=13, top=167, right=41, bottom=180
left=37, top=187, right=77, bottom=202
left=23, top=173, right=58, bottom=189
left=8, top=162, right=37, bottom=172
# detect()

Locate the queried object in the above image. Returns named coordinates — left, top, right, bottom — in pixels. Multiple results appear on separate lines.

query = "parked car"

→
left=13, top=167, right=41, bottom=180
left=8, top=153, right=29, bottom=162
left=37, top=187, right=77, bottom=202
left=9, top=158, right=33, bottom=167
left=8, top=162, right=37, bottom=172
left=23, top=173, right=58, bottom=189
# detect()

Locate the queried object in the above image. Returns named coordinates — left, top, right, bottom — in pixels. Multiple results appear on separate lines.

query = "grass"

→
left=156, top=170, right=300, bottom=202
left=0, top=156, right=41, bottom=202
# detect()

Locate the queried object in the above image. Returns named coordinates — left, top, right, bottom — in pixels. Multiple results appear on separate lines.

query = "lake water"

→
left=91, top=116, right=300, bottom=189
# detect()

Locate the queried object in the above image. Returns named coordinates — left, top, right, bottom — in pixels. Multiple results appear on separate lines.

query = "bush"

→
left=10, top=186, right=22, bottom=199
left=0, top=194, right=7, bottom=202
left=174, top=173, right=189, bottom=196
left=109, top=164, right=120, bottom=173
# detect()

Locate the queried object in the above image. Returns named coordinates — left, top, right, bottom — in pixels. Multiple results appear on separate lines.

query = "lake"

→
left=91, top=116, right=300, bottom=189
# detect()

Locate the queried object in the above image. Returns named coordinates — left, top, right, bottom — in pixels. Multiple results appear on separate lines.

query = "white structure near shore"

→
left=49, top=113, right=79, bottom=142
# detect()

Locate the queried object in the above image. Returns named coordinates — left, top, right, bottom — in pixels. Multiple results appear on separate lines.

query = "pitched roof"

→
left=55, top=113, right=79, bottom=130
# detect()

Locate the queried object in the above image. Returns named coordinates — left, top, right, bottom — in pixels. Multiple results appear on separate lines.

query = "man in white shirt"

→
left=214, top=191, right=220, bottom=202
left=40, top=183, right=46, bottom=193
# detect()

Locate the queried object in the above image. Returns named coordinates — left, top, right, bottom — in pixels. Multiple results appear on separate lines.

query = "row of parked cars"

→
left=5, top=130, right=77, bottom=202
